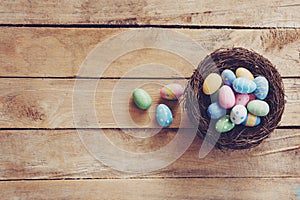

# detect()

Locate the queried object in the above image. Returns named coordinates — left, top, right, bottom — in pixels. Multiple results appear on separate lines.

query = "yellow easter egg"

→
left=236, top=67, right=254, bottom=80
left=203, top=73, right=222, bottom=95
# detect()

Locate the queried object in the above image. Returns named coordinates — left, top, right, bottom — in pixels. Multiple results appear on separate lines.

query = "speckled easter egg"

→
left=221, top=69, right=236, bottom=86
left=156, top=104, right=173, bottom=127
left=230, top=105, right=247, bottom=125
left=247, top=100, right=270, bottom=116
left=242, top=113, right=261, bottom=127
left=203, top=73, right=222, bottom=95
left=232, top=78, right=257, bottom=94
left=160, top=83, right=184, bottom=100
left=254, top=76, right=269, bottom=100
left=207, top=102, right=226, bottom=119
left=218, top=85, right=235, bottom=109
left=133, top=88, right=152, bottom=110
left=235, top=94, right=250, bottom=106
left=215, top=115, right=235, bottom=133
left=236, top=67, right=254, bottom=80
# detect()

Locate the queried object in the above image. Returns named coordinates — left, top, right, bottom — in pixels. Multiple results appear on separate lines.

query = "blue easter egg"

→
left=254, top=76, right=269, bottom=100
left=233, top=78, right=257, bottom=94
left=207, top=102, right=226, bottom=119
left=156, top=104, right=173, bottom=127
left=221, top=69, right=236, bottom=86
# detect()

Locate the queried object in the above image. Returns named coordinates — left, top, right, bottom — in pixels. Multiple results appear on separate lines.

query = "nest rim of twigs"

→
left=183, top=47, right=285, bottom=150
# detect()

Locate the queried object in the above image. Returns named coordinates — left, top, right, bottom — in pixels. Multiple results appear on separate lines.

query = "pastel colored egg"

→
left=133, top=88, right=152, bottom=110
left=160, top=83, right=184, bottom=100
left=230, top=105, right=247, bottom=125
left=232, top=78, right=257, bottom=94
left=215, top=115, right=235, bottom=133
left=236, top=67, right=254, bottom=80
left=218, top=85, right=235, bottom=109
left=221, top=69, right=236, bottom=86
left=235, top=94, right=250, bottom=106
left=242, top=113, right=261, bottom=127
left=247, top=100, right=270, bottom=116
left=203, top=73, right=222, bottom=95
left=156, top=104, right=173, bottom=127
left=254, top=76, right=269, bottom=100
left=207, top=102, right=226, bottom=119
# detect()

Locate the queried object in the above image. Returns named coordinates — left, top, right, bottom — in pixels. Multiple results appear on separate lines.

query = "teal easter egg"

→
left=133, top=88, right=152, bottom=110
left=218, top=85, right=235, bottom=109
left=230, top=105, right=247, bottom=125
left=156, top=104, right=173, bottom=127
left=247, top=100, right=270, bottom=116
left=215, top=115, right=235, bottom=133
left=207, top=102, right=226, bottom=119
left=233, top=78, right=257, bottom=94
left=221, top=69, right=236, bottom=86
left=242, top=113, right=261, bottom=126
left=160, top=83, right=184, bottom=100
left=254, top=76, right=269, bottom=100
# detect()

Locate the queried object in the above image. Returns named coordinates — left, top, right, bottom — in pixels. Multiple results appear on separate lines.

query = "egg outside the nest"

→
left=156, top=104, right=173, bottom=127
left=160, top=83, right=184, bottom=100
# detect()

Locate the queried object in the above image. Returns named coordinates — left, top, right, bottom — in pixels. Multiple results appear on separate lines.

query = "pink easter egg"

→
left=160, top=83, right=184, bottom=100
left=218, top=85, right=235, bottom=109
left=235, top=94, right=250, bottom=106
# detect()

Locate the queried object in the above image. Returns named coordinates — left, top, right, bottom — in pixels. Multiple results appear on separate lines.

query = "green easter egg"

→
left=215, top=115, right=235, bottom=133
left=133, top=88, right=152, bottom=110
left=247, top=100, right=270, bottom=116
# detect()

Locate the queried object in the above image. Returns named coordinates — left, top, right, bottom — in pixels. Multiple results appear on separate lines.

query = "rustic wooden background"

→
left=0, top=1, right=299, bottom=199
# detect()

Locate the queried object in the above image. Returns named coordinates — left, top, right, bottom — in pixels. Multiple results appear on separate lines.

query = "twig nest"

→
left=183, top=47, right=285, bottom=150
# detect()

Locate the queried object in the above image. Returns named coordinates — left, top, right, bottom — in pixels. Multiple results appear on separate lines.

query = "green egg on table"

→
left=132, top=88, right=152, bottom=110
left=215, top=115, right=235, bottom=133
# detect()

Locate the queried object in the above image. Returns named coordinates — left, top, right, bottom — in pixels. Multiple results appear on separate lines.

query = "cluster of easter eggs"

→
left=203, top=67, right=270, bottom=133
left=132, top=83, right=184, bottom=127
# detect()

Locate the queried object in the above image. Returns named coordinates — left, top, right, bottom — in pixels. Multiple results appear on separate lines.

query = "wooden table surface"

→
left=0, top=1, right=299, bottom=199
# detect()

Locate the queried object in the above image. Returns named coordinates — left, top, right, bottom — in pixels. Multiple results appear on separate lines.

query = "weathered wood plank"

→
left=0, top=0, right=299, bottom=27
left=0, top=28, right=299, bottom=77
left=0, top=129, right=299, bottom=179
left=0, top=78, right=298, bottom=128
left=0, top=178, right=299, bottom=200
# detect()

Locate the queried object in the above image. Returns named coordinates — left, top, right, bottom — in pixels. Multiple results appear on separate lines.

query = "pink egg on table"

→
left=218, top=85, right=235, bottom=109
left=160, top=83, right=184, bottom=100
left=235, top=94, right=250, bottom=106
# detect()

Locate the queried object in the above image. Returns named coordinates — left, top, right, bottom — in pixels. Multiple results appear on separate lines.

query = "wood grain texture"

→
left=0, top=178, right=299, bottom=200
left=0, top=28, right=299, bottom=78
left=0, top=129, right=299, bottom=179
left=0, top=78, right=298, bottom=128
left=0, top=0, right=299, bottom=27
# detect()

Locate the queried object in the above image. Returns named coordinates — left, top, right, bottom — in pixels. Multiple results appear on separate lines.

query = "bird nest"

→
left=183, top=47, right=285, bottom=150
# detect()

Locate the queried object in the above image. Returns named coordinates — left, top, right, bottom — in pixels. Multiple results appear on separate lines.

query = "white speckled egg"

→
left=230, top=105, right=247, bottom=125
